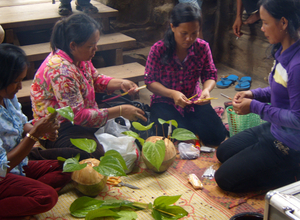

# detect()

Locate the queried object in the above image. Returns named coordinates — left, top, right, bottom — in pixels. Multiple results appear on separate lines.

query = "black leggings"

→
left=29, top=121, right=104, bottom=161
left=215, top=122, right=300, bottom=193
left=150, top=103, right=227, bottom=146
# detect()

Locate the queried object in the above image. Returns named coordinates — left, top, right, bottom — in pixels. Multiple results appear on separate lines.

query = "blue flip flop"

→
left=235, top=76, right=252, bottom=91
left=216, top=75, right=239, bottom=89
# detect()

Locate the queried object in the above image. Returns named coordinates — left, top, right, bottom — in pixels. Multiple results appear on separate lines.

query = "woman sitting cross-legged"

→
left=215, top=0, right=300, bottom=193
left=29, top=13, right=147, bottom=161
left=0, top=44, right=71, bottom=220
left=144, top=3, right=228, bottom=147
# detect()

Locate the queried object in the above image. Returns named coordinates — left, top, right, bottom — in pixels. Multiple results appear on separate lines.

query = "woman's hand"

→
left=194, top=88, right=210, bottom=105
left=30, top=113, right=60, bottom=140
left=171, top=90, right=192, bottom=108
left=232, top=98, right=252, bottom=115
left=120, top=80, right=139, bottom=96
left=233, top=90, right=254, bottom=102
left=121, top=105, right=147, bottom=122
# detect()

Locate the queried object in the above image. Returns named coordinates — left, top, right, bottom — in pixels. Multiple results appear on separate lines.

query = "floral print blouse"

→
left=0, top=96, right=28, bottom=179
left=31, top=50, right=113, bottom=128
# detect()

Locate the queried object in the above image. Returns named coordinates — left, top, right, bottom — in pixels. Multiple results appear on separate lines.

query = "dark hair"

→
left=50, top=13, right=101, bottom=59
left=162, top=2, right=202, bottom=65
left=258, top=0, right=300, bottom=57
left=0, top=43, right=29, bottom=90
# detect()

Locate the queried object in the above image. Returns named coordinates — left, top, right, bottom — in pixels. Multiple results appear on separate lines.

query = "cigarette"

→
left=236, top=37, right=239, bottom=40
left=220, top=93, right=232, bottom=100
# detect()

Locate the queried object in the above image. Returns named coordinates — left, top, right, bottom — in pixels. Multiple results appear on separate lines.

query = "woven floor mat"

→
left=36, top=161, right=234, bottom=220
left=36, top=151, right=265, bottom=219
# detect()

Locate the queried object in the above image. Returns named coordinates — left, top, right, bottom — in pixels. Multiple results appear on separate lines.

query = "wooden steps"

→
left=21, top=32, right=135, bottom=62
left=1, top=1, right=145, bottom=115
left=18, top=62, right=145, bottom=104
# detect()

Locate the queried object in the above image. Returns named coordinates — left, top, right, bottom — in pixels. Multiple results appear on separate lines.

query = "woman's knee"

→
left=34, top=186, right=58, bottom=213
left=214, top=169, right=236, bottom=192
left=216, top=140, right=231, bottom=163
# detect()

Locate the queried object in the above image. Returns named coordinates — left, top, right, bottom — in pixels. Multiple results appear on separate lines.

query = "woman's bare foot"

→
left=244, top=11, right=260, bottom=24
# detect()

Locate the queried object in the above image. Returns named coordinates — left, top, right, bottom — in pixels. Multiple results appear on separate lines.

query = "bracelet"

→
left=26, top=133, right=39, bottom=142
left=119, top=105, right=122, bottom=116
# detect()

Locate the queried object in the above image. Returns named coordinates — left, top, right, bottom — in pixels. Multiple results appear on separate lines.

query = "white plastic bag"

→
left=96, top=117, right=131, bottom=137
left=95, top=117, right=140, bottom=173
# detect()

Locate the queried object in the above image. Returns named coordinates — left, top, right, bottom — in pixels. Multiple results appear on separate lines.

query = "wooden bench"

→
left=0, top=0, right=118, bottom=44
left=20, top=32, right=136, bottom=79
left=17, top=62, right=145, bottom=104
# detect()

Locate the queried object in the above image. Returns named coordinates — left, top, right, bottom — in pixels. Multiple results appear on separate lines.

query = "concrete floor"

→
left=136, top=63, right=269, bottom=124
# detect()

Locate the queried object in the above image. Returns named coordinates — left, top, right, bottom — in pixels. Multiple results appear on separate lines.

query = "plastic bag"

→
left=96, top=116, right=131, bottom=137
left=178, top=142, right=200, bottom=160
left=202, top=165, right=215, bottom=179
left=95, top=117, right=140, bottom=173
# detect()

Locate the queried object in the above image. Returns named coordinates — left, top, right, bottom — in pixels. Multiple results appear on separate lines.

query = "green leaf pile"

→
left=69, top=195, right=188, bottom=220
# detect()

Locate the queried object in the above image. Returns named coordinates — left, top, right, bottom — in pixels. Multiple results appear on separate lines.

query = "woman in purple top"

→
left=144, top=3, right=227, bottom=146
left=215, top=0, right=300, bottom=193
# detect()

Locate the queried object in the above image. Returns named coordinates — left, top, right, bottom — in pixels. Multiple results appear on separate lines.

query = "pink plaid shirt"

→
left=144, top=38, right=217, bottom=115
left=31, top=50, right=113, bottom=128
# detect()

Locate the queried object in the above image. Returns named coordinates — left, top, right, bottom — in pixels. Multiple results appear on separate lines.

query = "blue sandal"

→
left=235, top=76, right=252, bottom=91
left=216, top=75, right=239, bottom=89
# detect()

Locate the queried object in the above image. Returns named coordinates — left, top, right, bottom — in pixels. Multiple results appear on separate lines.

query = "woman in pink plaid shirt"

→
left=144, top=3, right=227, bottom=146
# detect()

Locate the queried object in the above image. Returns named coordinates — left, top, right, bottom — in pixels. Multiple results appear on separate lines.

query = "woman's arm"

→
left=6, top=115, right=59, bottom=173
left=232, top=0, right=244, bottom=37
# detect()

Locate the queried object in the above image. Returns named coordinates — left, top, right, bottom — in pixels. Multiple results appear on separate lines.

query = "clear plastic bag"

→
left=178, top=142, right=200, bottom=160
left=202, top=165, right=215, bottom=179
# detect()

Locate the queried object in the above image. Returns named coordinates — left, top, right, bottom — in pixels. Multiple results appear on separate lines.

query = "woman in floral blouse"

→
left=30, top=13, right=147, bottom=160
left=0, top=44, right=71, bottom=220
left=144, top=3, right=227, bottom=146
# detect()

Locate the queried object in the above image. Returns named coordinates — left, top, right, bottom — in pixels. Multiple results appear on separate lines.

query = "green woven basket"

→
left=226, top=106, right=266, bottom=137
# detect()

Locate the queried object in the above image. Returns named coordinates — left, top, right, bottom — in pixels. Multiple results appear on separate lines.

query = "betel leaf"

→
left=101, top=199, right=135, bottom=208
left=55, top=106, right=74, bottom=124
left=47, top=106, right=74, bottom=124
left=47, top=106, right=56, bottom=114
left=103, top=150, right=127, bottom=170
left=122, top=131, right=144, bottom=146
left=57, top=156, right=66, bottom=162
left=85, top=209, right=119, bottom=220
left=63, top=156, right=87, bottom=172
left=70, top=138, right=97, bottom=153
left=132, top=121, right=154, bottom=131
left=170, top=128, right=198, bottom=141
left=70, top=196, right=104, bottom=218
left=115, top=210, right=138, bottom=220
left=154, top=195, right=181, bottom=207
left=143, top=140, right=165, bottom=171
left=159, top=205, right=188, bottom=219
left=152, top=208, right=162, bottom=220
left=93, top=155, right=127, bottom=177
left=158, top=119, right=178, bottom=128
